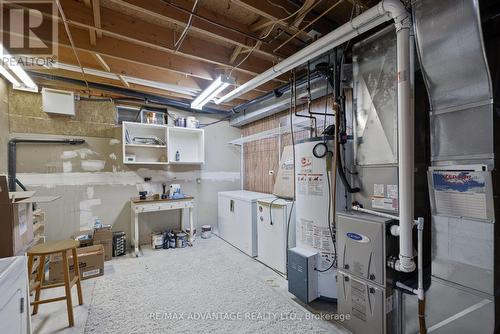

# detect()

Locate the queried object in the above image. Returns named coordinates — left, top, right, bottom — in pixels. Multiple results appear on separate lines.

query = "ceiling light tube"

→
left=0, top=65, right=20, bottom=87
left=0, top=44, right=37, bottom=90
left=191, top=75, right=234, bottom=110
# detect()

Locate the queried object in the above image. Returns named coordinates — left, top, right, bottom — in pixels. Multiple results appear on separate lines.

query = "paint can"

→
left=176, top=232, right=188, bottom=248
left=185, top=227, right=196, bottom=241
left=201, top=225, right=212, bottom=239
left=162, top=230, right=171, bottom=249
left=151, top=232, right=164, bottom=249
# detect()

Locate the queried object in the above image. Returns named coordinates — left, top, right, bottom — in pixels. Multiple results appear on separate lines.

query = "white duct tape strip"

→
left=427, top=299, right=491, bottom=333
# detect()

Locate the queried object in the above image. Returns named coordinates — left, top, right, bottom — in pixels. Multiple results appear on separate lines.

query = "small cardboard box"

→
left=94, top=226, right=112, bottom=261
left=49, top=244, right=104, bottom=284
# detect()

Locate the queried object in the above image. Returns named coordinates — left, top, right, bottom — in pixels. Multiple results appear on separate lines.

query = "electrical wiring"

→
left=55, top=0, right=90, bottom=94
left=229, top=3, right=307, bottom=76
left=268, top=197, right=280, bottom=226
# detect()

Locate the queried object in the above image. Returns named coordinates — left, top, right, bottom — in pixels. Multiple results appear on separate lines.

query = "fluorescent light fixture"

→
left=0, top=66, right=20, bottom=86
left=0, top=44, right=38, bottom=91
left=191, top=75, right=234, bottom=110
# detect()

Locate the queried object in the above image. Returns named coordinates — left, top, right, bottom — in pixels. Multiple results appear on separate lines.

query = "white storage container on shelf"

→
left=166, top=127, right=205, bottom=165
left=256, top=198, right=295, bottom=274
left=217, top=191, right=275, bottom=257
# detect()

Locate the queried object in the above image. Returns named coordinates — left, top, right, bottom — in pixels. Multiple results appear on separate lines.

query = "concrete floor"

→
left=30, top=236, right=346, bottom=334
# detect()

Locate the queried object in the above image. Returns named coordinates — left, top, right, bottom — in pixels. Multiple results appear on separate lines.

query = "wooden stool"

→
left=27, top=240, right=83, bottom=327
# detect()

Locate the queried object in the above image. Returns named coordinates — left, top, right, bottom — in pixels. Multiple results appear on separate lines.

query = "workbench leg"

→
left=189, top=207, right=194, bottom=243
left=131, top=207, right=140, bottom=257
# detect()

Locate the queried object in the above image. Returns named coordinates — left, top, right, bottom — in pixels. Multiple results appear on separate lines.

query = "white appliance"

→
left=294, top=138, right=337, bottom=300
left=256, top=198, right=295, bottom=274
left=41, top=88, right=75, bottom=116
left=0, top=256, right=30, bottom=334
left=218, top=190, right=275, bottom=256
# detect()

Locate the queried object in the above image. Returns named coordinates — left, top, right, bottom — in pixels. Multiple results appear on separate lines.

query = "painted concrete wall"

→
left=9, top=88, right=241, bottom=244
left=0, top=79, right=9, bottom=174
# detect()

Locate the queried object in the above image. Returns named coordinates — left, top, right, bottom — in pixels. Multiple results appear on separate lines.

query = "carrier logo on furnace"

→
left=346, top=232, right=370, bottom=243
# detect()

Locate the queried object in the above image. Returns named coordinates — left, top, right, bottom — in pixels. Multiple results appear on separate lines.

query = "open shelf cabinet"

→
left=122, top=122, right=204, bottom=165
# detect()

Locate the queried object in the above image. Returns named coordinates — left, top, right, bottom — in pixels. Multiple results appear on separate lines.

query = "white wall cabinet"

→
left=122, top=122, right=204, bottom=165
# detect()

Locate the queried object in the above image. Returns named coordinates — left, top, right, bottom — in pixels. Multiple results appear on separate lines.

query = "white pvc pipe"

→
left=352, top=205, right=399, bottom=221
left=417, top=217, right=424, bottom=300
left=394, top=18, right=415, bottom=273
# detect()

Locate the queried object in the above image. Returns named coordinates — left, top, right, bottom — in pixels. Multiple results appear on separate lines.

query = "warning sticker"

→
left=371, top=197, right=398, bottom=212
left=297, top=173, right=324, bottom=197
left=374, top=184, right=385, bottom=197
left=298, top=218, right=335, bottom=268
left=387, top=185, right=398, bottom=199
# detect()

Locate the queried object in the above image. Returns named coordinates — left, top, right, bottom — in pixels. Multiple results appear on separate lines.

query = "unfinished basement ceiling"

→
left=4, top=0, right=375, bottom=111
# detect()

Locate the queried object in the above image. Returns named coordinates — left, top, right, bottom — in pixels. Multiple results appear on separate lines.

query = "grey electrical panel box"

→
left=338, top=270, right=391, bottom=334
left=337, top=212, right=389, bottom=286
left=287, top=247, right=318, bottom=304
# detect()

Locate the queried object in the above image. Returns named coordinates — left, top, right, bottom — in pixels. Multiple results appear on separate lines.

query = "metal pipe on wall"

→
left=8, top=138, right=85, bottom=191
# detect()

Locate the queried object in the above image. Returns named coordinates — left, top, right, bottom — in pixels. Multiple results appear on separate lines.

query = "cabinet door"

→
left=0, top=258, right=27, bottom=334
left=257, top=203, right=286, bottom=273
left=217, top=195, right=232, bottom=239
left=233, top=199, right=254, bottom=256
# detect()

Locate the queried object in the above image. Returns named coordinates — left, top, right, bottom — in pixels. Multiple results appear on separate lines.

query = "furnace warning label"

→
left=371, top=197, right=398, bottom=212
left=297, top=173, right=325, bottom=197
left=298, top=218, right=335, bottom=268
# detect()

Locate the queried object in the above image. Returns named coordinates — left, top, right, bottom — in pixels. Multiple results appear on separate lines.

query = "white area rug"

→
left=84, top=236, right=343, bottom=334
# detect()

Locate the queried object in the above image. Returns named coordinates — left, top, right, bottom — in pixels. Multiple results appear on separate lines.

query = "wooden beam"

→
left=92, top=53, right=110, bottom=72
left=91, top=0, right=102, bottom=38
left=117, top=74, right=129, bottom=88
left=89, top=29, right=96, bottom=45
left=104, top=0, right=297, bottom=59
left=231, top=0, right=335, bottom=38
left=46, top=1, right=281, bottom=79
left=55, top=47, right=265, bottom=102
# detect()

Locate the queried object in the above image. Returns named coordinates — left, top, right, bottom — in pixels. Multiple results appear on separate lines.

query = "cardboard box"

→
left=49, top=244, right=104, bottom=284
left=94, top=226, right=112, bottom=261
left=0, top=175, right=60, bottom=258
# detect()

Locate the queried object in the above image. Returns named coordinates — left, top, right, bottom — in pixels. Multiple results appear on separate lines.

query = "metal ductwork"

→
left=414, top=0, right=494, bottom=165
left=413, top=0, right=499, bottom=332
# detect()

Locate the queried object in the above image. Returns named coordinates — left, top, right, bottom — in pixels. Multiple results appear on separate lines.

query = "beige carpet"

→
left=84, top=236, right=345, bottom=334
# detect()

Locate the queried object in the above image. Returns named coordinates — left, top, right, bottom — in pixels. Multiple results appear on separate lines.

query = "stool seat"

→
left=28, top=240, right=79, bottom=255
